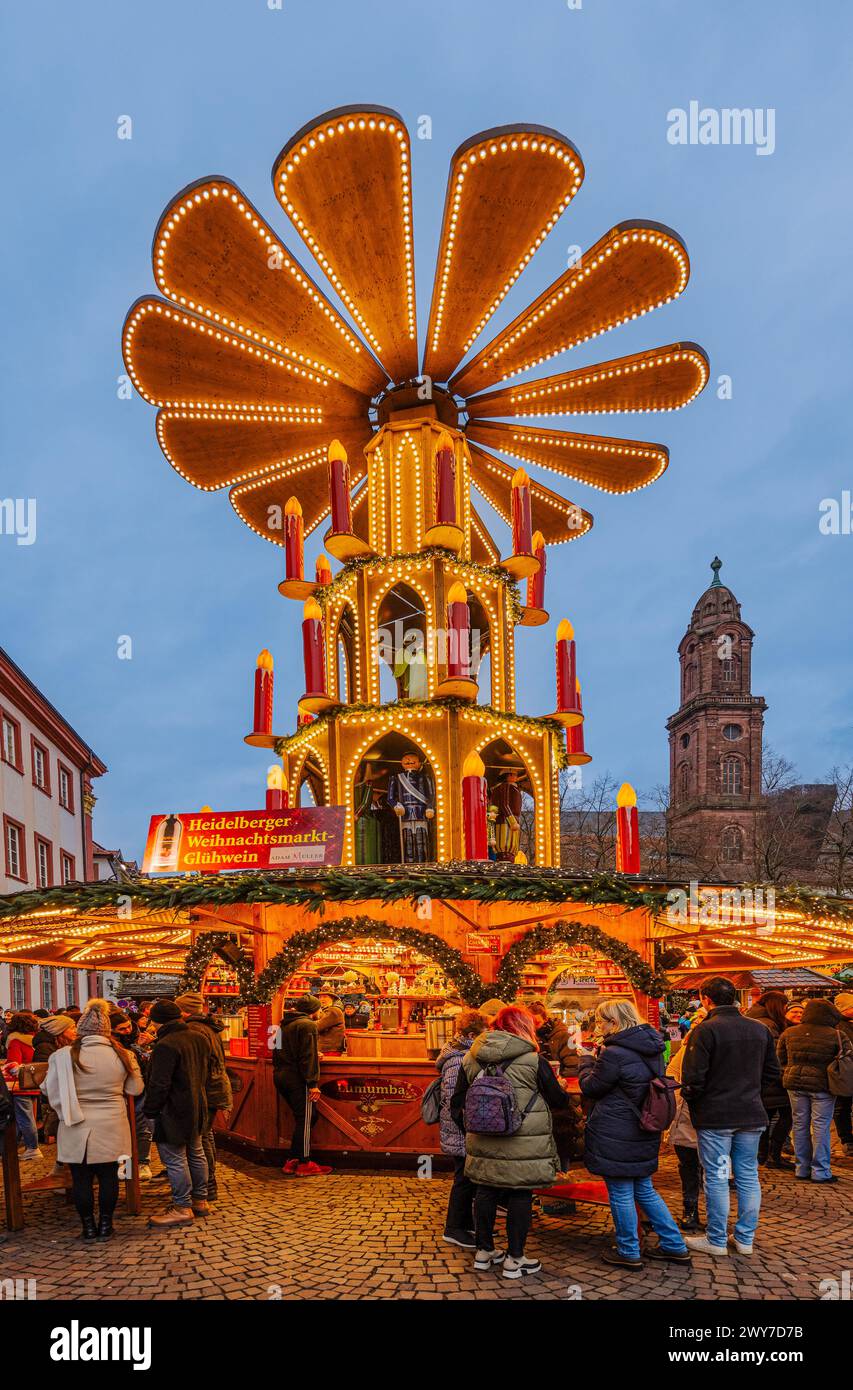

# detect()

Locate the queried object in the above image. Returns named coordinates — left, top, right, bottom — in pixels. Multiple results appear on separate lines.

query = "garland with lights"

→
left=316, top=546, right=523, bottom=625
left=275, top=700, right=569, bottom=764
left=183, top=915, right=489, bottom=1007
left=495, top=920, right=671, bottom=1000
left=179, top=932, right=257, bottom=998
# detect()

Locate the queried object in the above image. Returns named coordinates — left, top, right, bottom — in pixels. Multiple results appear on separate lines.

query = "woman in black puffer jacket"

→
left=777, top=998, right=845, bottom=1183
left=745, top=991, right=793, bottom=1168
left=578, top=998, right=688, bottom=1270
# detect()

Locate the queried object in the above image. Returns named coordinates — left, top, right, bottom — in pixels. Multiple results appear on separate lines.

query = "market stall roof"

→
left=2, top=869, right=853, bottom=979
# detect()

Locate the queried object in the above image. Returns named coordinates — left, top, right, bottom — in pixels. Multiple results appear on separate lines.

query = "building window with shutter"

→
left=60, top=851, right=76, bottom=885
left=64, top=968, right=78, bottom=1006
left=41, top=966, right=55, bottom=1012
left=58, top=763, right=74, bottom=812
left=1, top=712, right=22, bottom=771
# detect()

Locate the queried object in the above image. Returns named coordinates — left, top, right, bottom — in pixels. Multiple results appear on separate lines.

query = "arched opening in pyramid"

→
left=375, top=581, right=430, bottom=703
left=353, top=730, right=437, bottom=866
left=333, top=602, right=357, bottom=704
left=478, top=736, right=536, bottom=864
left=292, top=746, right=328, bottom=808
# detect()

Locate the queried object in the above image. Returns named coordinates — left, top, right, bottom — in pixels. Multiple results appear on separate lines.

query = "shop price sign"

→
left=142, top=806, right=345, bottom=873
left=465, top=931, right=501, bottom=955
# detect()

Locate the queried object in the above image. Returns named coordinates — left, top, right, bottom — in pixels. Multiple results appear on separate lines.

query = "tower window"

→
left=720, top=825, right=744, bottom=862
left=680, top=734, right=690, bottom=749
left=721, top=757, right=743, bottom=796
left=679, top=763, right=692, bottom=801
left=721, top=658, right=736, bottom=682
left=722, top=723, right=742, bottom=741
left=684, top=664, right=697, bottom=695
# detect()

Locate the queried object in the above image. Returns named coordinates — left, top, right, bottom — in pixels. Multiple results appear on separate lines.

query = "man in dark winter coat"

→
left=272, top=995, right=331, bottom=1177
left=777, top=997, right=846, bottom=1183
left=175, top=992, right=233, bottom=1202
left=144, top=1000, right=212, bottom=1227
left=744, top=991, right=794, bottom=1168
left=681, top=977, right=782, bottom=1258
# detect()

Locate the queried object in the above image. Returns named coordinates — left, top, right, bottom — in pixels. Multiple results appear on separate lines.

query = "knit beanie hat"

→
left=294, top=995, right=322, bottom=1015
left=834, top=992, right=853, bottom=1013
left=174, top=992, right=205, bottom=1015
left=41, top=1015, right=74, bottom=1037
left=77, top=1000, right=113, bottom=1038
left=480, top=998, right=508, bottom=1018
left=150, top=1000, right=182, bottom=1025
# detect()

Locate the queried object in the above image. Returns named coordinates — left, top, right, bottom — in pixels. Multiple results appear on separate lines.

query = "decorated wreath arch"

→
left=495, top=920, right=670, bottom=1001
left=181, top=915, right=489, bottom=1008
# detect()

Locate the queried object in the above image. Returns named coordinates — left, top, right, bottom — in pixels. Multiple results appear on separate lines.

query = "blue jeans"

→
left=696, top=1127, right=763, bottom=1248
left=14, top=1096, right=39, bottom=1152
left=789, top=1090, right=835, bottom=1181
left=157, top=1137, right=208, bottom=1207
left=604, top=1176, right=687, bottom=1262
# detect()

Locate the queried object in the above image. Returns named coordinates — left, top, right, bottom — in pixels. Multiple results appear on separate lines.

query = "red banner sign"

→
left=142, top=807, right=345, bottom=874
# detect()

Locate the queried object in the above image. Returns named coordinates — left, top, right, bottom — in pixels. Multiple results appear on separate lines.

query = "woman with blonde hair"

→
left=578, top=997, right=689, bottom=1270
left=42, top=998, right=143, bottom=1240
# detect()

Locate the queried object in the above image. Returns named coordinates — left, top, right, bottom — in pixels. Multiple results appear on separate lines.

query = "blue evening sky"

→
left=2, top=0, right=851, bottom=858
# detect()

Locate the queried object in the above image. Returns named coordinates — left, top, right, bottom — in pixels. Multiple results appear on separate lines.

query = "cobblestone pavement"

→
left=2, top=1142, right=850, bottom=1301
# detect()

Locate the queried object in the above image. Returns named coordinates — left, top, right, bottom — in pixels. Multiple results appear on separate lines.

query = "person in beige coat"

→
left=42, top=999, right=143, bottom=1241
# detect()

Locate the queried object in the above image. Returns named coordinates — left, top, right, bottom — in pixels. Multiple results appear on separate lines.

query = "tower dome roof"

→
left=689, top=557, right=742, bottom=631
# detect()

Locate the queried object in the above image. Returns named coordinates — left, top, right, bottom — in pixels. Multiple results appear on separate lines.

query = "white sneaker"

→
left=20, top=1148, right=42, bottom=1162
left=503, top=1255, right=542, bottom=1280
left=138, top=1163, right=153, bottom=1180
left=731, top=1238, right=753, bottom=1255
left=684, top=1234, right=729, bottom=1257
left=473, top=1248, right=506, bottom=1271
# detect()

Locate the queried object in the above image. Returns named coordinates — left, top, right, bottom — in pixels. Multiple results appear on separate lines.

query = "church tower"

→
left=666, top=558, right=767, bottom=879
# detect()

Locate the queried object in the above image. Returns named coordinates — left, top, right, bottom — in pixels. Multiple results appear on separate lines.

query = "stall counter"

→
left=216, top=1052, right=443, bottom=1163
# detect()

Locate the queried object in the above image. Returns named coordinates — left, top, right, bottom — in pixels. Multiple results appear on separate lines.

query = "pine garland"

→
left=495, top=920, right=670, bottom=1001
left=180, top=914, right=489, bottom=1007
left=316, top=546, right=523, bottom=621
left=0, top=865, right=674, bottom=922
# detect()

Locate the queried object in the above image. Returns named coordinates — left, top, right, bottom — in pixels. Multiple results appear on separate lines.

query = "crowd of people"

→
left=0, top=991, right=232, bottom=1237
left=1, top=979, right=850, bottom=1268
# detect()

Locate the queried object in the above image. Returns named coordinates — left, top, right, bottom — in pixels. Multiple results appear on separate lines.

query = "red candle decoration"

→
left=299, top=597, right=333, bottom=714
left=435, top=431, right=457, bottom=526
left=284, top=496, right=304, bottom=582
left=526, top=530, right=546, bottom=610
left=265, top=765, right=287, bottom=811
left=462, top=751, right=488, bottom=861
left=315, top=553, right=332, bottom=587
left=553, top=619, right=583, bottom=726
left=511, top=466, right=533, bottom=555
left=436, top=580, right=478, bottom=699
left=252, top=649, right=274, bottom=735
left=565, top=679, right=592, bottom=764
left=327, top=438, right=352, bottom=536
left=297, top=711, right=315, bottom=728
left=615, top=781, right=641, bottom=874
